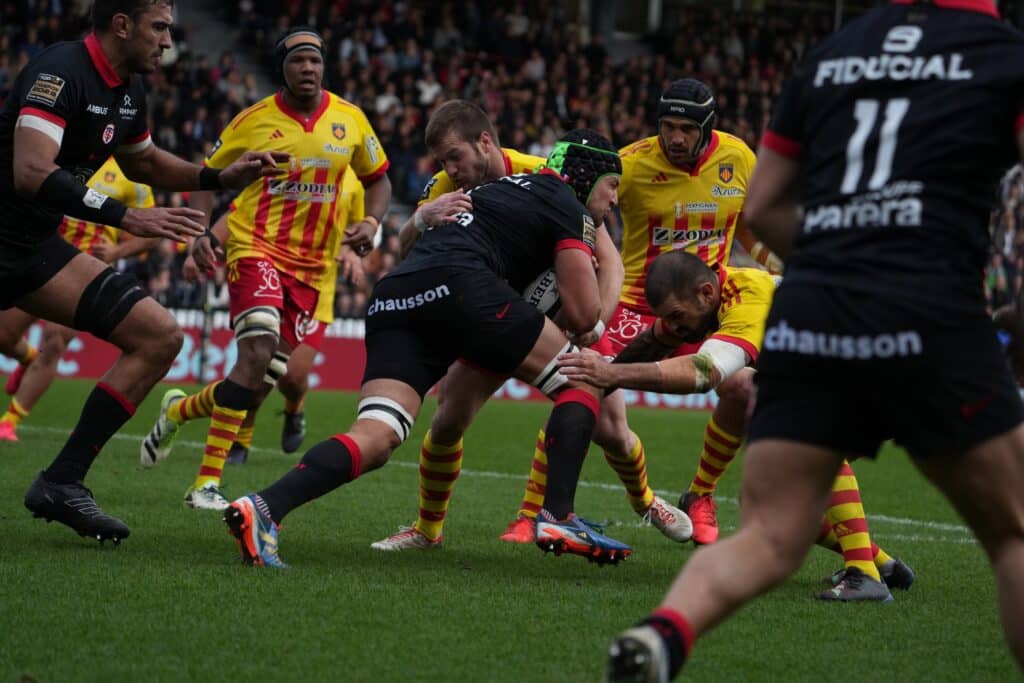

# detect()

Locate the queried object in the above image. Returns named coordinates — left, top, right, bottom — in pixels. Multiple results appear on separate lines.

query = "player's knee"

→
left=356, top=396, right=414, bottom=453
left=716, top=369, right=755, bottom=406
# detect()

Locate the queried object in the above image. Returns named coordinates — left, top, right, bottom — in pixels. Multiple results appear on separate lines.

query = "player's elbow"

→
left=560, top=296, right=601, bottom=336
left=13, top=162, right=48, bottom=198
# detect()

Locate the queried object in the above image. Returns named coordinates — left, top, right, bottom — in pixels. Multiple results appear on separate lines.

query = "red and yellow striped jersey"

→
left=418, top=148, right=544, bottom=205
left=59, top=156, right=154, bottom=253
left=710, top=266, right=778, bottom=362
left=207, top=90, right=389, bottom=285
left=315, top=167, right=365, bottom=323
left=618, top=130, right=756, bottom=314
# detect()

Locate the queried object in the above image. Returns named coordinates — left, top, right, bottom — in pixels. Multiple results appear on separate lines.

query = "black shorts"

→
left=362, top=267, right=546, bottom=397
left=0, top=233, right=81, bottom=310
left=747, top=282, right=1024, bottom=459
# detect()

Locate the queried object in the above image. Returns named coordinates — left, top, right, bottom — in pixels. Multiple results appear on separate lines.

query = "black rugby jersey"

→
left=0, top=34, right=150, bottom=268
left=393, top=170, right=597, bottom=292
left=763, top=0, right=1024, bottom=313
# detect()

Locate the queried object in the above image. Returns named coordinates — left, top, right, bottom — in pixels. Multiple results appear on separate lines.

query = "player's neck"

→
left=281, top=88, right=323, bottom=116
left=486, top=147, right=507, bottom=180
left=95, top=33, right=132, bottom=83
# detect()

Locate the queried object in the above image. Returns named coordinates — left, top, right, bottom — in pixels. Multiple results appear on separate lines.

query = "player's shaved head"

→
left=92, top=0, right=173, bottom=30
left=645, top=251, right=715, bottom=309
left=425, top=100, right=500, bottom=150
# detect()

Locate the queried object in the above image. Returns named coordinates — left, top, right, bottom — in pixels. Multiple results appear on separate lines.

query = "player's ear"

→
left=478, top=131, right=494, bottom=151
left=110, top=13, right=132, bottom=40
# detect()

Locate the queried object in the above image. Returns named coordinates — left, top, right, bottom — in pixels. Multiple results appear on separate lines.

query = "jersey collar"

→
left=890, top=0, right=998, bottom=18
left=659, top=130, right=721, bottom=176
left=501, top=150, right=513, bottom=175
left=274, top=89, right=330, bottom=133
left=84, top=33, right=124, bottom=89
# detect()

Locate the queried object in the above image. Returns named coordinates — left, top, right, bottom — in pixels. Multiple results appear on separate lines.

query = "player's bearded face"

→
left=659, top=117, right=703, bottom=166
left=121, top=4, right=173, bottom=74
left=657, top=290, right=720, bottom=344
left=433, top=135, right=490, bottom=189
left=284, top=51, right=324, bottom=99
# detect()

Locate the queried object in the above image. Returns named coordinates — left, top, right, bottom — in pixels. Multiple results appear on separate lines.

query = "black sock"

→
left=213, top=378, right=256, bottom=410
left=45, top=383, right=135, bottom=484
left=542, top=389, right=598, bottom=519
left=257, top=434, right=363, bottom=523
left=641, top=608, right=693, bottom=679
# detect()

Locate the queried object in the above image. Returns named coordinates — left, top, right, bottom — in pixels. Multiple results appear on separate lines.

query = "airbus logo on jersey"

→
left=86, top=104, right=109, bottom=115
left=267, top=179, right=337, bottom=203
left=711, top=185, right=744, bottom=198
left=718, top=163, right=734, bottom=183
left=651, top=227, right=725, bottom=246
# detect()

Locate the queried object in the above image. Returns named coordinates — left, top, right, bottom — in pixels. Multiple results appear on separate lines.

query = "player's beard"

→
left=679, top=304, right=720, bottom=344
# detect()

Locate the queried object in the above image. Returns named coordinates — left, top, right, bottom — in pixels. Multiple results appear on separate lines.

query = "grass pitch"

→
left=0, top=378, right=1014, bottom=682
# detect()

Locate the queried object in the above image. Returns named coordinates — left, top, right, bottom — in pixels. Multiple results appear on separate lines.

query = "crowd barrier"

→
left=0, top=308, right=720, bottom=410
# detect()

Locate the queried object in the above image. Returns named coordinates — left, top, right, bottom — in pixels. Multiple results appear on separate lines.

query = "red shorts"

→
left=227, top=257, right=319, bottom=349
left=591, top=301, right=699, bottom=359
left=300, top=318, right=327, bottom=351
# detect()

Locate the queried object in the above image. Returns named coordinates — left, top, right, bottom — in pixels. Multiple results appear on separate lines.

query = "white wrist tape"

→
left=414, top=210, right=428, bottom=233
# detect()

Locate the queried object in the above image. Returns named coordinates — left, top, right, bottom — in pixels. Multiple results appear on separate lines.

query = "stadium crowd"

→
left=2, top=0, right=856, bottom=318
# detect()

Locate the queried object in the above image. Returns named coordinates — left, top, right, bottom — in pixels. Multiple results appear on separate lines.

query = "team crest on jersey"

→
left=102, top=124, right=115, bottom=144
left=718, top=163, right=734, bottom=184
left=104, top=171, right=116, bottom=183
left=332, top=123, right=346, bottom=140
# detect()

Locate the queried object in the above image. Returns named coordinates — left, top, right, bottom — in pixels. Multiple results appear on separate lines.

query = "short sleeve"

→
left=762, top=68, right=808, bottom=160
left=14, top=58, right=79, bottom=144
left=205, top=113, right=249, bottom=170
left=547, top=180, right=596, bottom=257
left=116, top=81, right=152, bottom=155
left=709, top=273, right=776, bottom=362
left=349, top=107, right=390, bottom=182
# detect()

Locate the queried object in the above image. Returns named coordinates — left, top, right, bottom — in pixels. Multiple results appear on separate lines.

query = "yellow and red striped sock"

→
left=604, top=432, right=655, bottom=515
left=827, top=460, right=881, bottom=581
left=816, top=517, right=843, bottom=555
left=168, top=381, right=219, bottom=425
left=235, top=424, right=254, bottom=449
left=516, top=428, right=548, bottom=519
left=689, top=416, right=741, bottom=495
left=18, top=344, right=37, bottom=366
left=1, top=397, right=29, bottom=426
left=872, top=542, right=894, bottom=568
left=192, top=404, right=246, bottom=489
left=413, top=431, right=463, bottom=541
left=284, top=397, right=304, bottom=413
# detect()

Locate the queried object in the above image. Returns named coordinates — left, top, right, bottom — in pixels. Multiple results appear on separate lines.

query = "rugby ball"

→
left=522, top=268, right=562, bottom=316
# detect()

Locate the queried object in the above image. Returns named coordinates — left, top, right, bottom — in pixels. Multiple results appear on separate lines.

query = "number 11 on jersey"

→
left=841, top=98, right=910, bottom=194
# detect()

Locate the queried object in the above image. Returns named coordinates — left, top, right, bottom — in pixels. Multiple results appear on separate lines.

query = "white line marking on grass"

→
left=20, top=425, right=972, bottom=538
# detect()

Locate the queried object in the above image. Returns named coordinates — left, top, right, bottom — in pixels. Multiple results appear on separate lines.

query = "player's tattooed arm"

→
left=611, top=328, right=677, bottom=365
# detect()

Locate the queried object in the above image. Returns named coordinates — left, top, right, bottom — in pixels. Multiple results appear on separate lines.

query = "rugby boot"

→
left=139, top=388, right=186, bottom=468
left=184, top=482, right=230, bottom=511
left=679, top=491, right=719, bottom=544
left=641, top=496, right=693, bottom=543
left=0, top=419, right=18, bottom=442
left=604, top=625, right=670, bottom=683
left=826, top=556, right=916, bottom=591
left=370, top=525, right=443, bottom=551
left=24, top=472, right=130, bottom=544
left=499, top=515, right=536, bottom=543
left=280, top=410, right=306, bottom=453
left=536, top=509, right=631, bottom=565
left=225, top=441, right=249, bottom=465
left=224, top=495, right=288, bottom=569
left=818, top=566, right=894, bottom=602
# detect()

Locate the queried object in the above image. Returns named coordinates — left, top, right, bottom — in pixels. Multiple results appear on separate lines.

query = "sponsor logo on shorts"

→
left=608, top=307, right=645, bottom=343
left=26, top=73, right=65, bottom=107
left=366, top=284, right=451, bottom=316
left=254, top=260, right=282, bottom=297
left=763, top=320, right=923, bottom=359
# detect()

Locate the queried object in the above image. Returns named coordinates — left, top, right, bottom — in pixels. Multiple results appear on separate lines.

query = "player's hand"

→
left=420, top=190, right=473, bottom=227
left=190, top=233, right=224, bottom=274
left=121, top=207, right=206, bottom=242
left=338, top=248, right=366, bottom=286
left=91, top=242, right=116, bottom=263
left=343, top=219, right=377, bottom=255
left=570, top=327, right=603, bottom=349
left=557, top=348, right=618, bottom=389
left=182, top=253, right=202, bottom=281
left=218, top=151, right=291, bottom=189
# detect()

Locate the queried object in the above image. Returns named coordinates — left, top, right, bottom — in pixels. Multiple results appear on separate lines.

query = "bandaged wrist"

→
left=591, top=319, right=606, bottom=339
left=38, top=168, right=127, bottom=227
left=414, top=210, right=428, bottom=233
